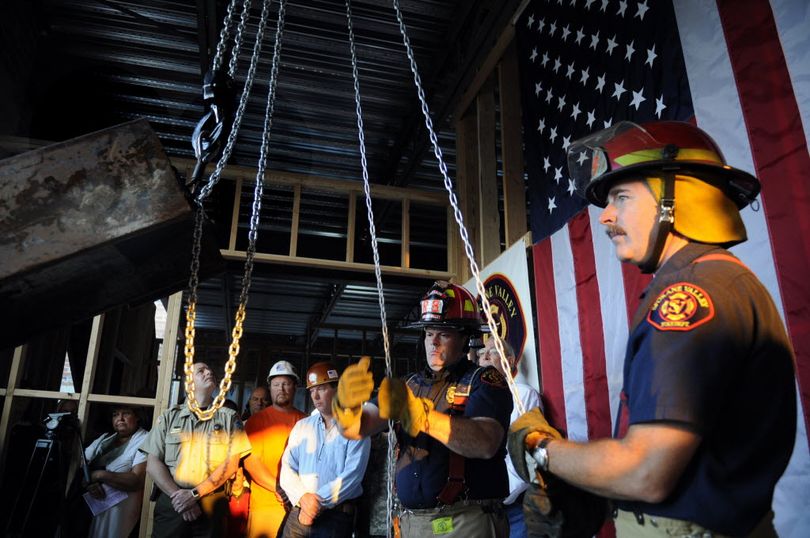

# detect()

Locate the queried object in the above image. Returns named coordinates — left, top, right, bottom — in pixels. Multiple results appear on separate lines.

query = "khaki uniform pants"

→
left=615, top=509, right=777, bottom=538
left=399, top=501, right=508, bottom=538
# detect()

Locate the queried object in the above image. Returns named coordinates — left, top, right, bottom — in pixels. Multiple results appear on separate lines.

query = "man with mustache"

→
left=141, top=362, right=251, bottom=537
left=509, top=121, right=796, bottom=537
left=332, top=281, right=513, bottom=537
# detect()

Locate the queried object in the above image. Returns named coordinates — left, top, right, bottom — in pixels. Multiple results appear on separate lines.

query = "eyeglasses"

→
left=477, top=348, right=510, bottom=360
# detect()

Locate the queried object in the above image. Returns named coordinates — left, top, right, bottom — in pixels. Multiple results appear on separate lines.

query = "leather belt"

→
left=325, top=499, right=357, bottom=515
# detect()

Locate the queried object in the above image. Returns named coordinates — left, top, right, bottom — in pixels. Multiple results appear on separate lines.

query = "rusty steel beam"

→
left=0, top=119, right=224, bottom=349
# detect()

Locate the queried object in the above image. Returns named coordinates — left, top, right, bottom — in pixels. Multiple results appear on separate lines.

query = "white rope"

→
left=391, top=0, right=525, bottom=415
left=344, top=1, right=397, bottom=535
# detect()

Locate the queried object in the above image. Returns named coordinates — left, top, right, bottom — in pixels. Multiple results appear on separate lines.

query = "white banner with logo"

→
left=465, top=237, right=539, bottom=391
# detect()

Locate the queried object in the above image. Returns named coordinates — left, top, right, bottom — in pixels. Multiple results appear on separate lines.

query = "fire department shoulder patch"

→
left=647, top=282, right=715, bottom=331
left=480, top=367, right=507, bottom=387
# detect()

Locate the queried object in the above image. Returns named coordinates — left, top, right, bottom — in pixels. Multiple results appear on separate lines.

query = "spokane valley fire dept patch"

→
left=647, top=282, right=715, bottom=331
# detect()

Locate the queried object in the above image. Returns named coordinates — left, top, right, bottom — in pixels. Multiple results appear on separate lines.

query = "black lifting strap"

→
left=434, top=367, right=480, bottom=505
left=639, top=171, right=676, bottom=274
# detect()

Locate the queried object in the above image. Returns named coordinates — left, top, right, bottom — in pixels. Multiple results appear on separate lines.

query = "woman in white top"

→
left=84, top=404, right=149, bottom=538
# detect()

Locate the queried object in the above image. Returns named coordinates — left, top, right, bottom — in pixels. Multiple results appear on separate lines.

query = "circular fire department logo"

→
left=480, top=273, right=527, bottom=364
left=647, top=282, right=715, bottom=331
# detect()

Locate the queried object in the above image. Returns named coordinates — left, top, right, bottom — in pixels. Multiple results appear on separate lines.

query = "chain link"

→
left=196, top=0, right=277, bottom=203
left=211, top=0, right=238, bottom=73
left=184, top=0, right=287, bottom=421
left=228, top=0, right=253, bottom=78
left=392, top=0, right=524, bottom=415
left=345, top=1, right=397, bottom=534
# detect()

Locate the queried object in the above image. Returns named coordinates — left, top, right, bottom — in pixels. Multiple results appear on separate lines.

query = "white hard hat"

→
left=267, top=360, right=300, bottom=383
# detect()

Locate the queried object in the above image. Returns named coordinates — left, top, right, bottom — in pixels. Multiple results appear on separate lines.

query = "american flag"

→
left=515, top=0, right=810, bottom=535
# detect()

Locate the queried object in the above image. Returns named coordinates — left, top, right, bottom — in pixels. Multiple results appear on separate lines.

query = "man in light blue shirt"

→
left=280, top=361, right=371, bottom=537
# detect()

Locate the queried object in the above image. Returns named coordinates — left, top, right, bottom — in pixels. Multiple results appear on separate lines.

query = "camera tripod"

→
left=4, top=412, right=89, bottom=537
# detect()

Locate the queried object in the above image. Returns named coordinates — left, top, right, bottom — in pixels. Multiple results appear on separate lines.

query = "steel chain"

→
left=392, top=0, right=524, bottom=415
left=345, top=1, right=397, bottom=534
left=228, top=0, right=253, bottom=78
left=211, top=0, right=238, bottom=73
left=196, top=0, right=276, bottom=203
left=184, top=0, right=286, bottom=421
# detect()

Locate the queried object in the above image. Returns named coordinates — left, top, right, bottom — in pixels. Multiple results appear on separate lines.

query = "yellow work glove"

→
left=377, top=377, right=434, bottom=437
left=332, top=356, right=374, bottom=430
left=508, top=407, right=563, bottom=482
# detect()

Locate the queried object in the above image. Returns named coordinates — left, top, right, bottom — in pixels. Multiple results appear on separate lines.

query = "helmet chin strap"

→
left=639, top=173, right=676, bottom=274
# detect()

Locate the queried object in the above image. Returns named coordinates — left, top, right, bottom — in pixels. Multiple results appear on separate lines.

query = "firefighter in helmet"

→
left=508, top=121, right=795, bottom=537
left=333, top=281, right=513, bottom=537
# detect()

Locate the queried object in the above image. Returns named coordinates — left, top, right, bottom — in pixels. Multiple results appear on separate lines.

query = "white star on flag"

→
left=567, top=178, right=577, bottom=196
left=566, top=62, right=576, bottom=79
left=630, top=89, right=646, bottom=110
left=606, top=35, right=618, bottom=55
left=543, top=156, right=551, bottom=172
left=625, top=40, right=635, bottom=61
left=618, top=0, right=628, bottom=16
left=530, top=48, right=538, bottom=61
left=580, top=67, right=590, bottom=85
left=595, top=74, right=606, bottom=93
left=645, top=45, right=657, bottom=67
left=586, top=110, right=596, bottom=128
left=561, top=25, right=571, bottom=41
left=655, top=95, right=667, bottom=118
left=535, top=82, right=543, bottom=96
left=590, top=31, right=600, bottom=50
left=537, top=117, right=546, bottom=132
left=571, top=102, right=581, bottom=121
left=612, top=81, right=627, bottom=100
left=554, top=167, right=563, bottom=183
left=527, top=14, right=535, bottom=28
left=575, top=28, right=585, bottom=45
left=636, top=0, right=650, bottom=20
left=547, top=196, right=557, bottom=213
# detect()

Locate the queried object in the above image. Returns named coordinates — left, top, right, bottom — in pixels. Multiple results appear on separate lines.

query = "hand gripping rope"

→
left=184, top=0, right=287, bottom=421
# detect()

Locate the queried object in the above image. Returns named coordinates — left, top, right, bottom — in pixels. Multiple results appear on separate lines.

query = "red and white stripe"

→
left=532, top=1, right=810, bottom=535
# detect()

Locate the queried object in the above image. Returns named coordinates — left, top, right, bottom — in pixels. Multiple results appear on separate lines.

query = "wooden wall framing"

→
left=0, top=292, right=183, bottom=538
left=452, top=30, right=528, bottom=276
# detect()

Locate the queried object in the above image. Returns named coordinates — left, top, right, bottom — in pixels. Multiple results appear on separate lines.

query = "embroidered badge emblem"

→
left=446, top=385, right=456, bottom=404
left=480, top=367, right=507, bottom=387
left=647, top=282, right=714, bottom=331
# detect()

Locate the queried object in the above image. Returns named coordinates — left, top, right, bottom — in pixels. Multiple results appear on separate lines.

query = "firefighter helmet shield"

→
left=407, top=281, right=482, bottom=331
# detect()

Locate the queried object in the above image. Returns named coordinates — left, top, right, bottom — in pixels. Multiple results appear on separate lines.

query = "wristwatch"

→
left=190, top=488, right=201, bottom=499
left=530, top=438, right=552, bottom=472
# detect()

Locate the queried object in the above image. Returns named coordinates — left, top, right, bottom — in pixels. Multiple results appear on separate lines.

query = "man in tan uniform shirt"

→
left=141, top=363, right=251, bottom=537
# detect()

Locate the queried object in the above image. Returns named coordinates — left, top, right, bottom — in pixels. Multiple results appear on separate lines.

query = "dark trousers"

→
left=281, top=506, right=353, bottom=538
left=153, top=490, right=230, bottom=538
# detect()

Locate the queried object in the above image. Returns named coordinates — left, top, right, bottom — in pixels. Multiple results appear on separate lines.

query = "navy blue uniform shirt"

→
left=615, top=243, right=796, bottom=535
left=377, top=358, right=513, bottom=509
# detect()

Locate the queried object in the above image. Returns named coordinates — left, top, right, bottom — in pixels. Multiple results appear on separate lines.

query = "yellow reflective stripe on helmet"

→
left=615, top=148, right=722, bottom=166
